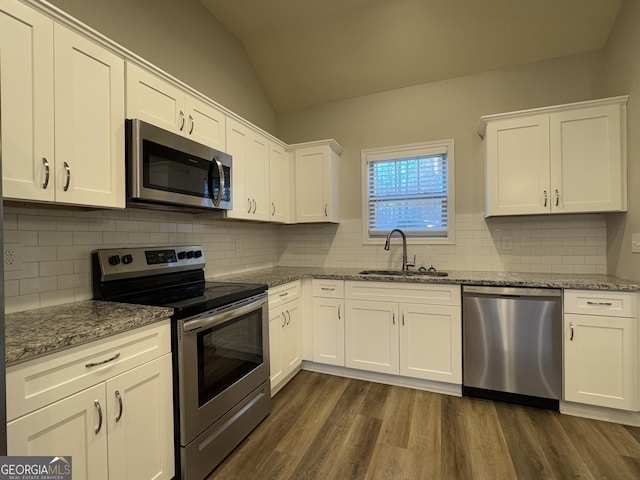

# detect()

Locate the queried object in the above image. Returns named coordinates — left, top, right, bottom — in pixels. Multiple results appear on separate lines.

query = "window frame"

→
left=361, top=139, right=455, bottom=245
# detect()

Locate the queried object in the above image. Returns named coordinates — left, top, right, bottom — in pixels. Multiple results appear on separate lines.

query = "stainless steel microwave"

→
left=126, top=119, right=232, bottom=211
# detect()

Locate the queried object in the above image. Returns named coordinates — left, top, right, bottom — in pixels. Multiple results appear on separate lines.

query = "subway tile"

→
left=40, top=261, right=75, bottom=277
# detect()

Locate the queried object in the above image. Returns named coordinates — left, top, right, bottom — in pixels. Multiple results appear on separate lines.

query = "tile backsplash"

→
left=277, top=214, right=607, bottom=274
left=3, top=203, right=607, bottom=314
left=3, top=204, right=279, bottom=313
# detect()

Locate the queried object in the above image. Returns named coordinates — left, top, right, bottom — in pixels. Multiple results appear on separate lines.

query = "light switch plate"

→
left=632, top=234, right=640, bottom=253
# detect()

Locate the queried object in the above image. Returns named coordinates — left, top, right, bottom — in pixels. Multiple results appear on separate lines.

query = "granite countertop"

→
left=5, top=300, right=174, bottom=366
left=213, top=266, right=640, bottom=292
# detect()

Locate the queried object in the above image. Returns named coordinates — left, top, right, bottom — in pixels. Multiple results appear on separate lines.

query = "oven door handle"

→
left=183, top=296, right=266, bottom=332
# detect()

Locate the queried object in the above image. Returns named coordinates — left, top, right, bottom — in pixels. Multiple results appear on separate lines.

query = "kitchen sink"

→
left=358, top=269, right=448, bottom=277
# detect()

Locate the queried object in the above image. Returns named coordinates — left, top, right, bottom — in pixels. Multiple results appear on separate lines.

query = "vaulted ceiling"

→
left=197, top=0, right=622, bottom=112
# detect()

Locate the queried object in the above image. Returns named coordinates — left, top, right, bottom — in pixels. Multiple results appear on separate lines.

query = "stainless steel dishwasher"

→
left=462, top=286, right=562, bottom=410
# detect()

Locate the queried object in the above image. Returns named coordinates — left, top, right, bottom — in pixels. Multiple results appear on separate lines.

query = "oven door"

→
left=177, top=293, right=269, bottom=445
left=127, top=119, right=232, bottom=210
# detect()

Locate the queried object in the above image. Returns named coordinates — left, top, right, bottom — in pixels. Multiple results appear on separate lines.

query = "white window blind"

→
left=365, top=143, right=452, bottom=239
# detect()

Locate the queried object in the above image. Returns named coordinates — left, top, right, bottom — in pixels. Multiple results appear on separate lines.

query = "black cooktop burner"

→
left=166, top=281, right=267, bottom=319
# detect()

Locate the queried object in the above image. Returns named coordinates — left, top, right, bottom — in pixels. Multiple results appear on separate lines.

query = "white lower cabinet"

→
left=564, top=290, right=639, bottom=411
left=344, top=282, right=461, bottom=383
left=311, top=279, right=345, bottom=366
left=7, top=322, right=175, bottom=480
left=268, top=282, right=302, bottom=394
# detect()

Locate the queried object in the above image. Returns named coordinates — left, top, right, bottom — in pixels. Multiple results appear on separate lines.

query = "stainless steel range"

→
left=92, top=246, right=270, bottom=480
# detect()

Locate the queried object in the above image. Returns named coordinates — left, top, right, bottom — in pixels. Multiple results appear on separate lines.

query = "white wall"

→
left=602, top=0, right=640, bottom=280
left=47, top=0, right=277, bottom=133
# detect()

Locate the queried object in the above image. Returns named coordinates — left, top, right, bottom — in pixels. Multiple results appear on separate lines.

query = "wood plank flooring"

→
left=207, top=371, right=640, bottom=480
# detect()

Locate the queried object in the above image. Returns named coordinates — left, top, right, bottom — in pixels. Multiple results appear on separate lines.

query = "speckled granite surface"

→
left=212, top=266, right=640, bottom=292
left=5, top=300, right=173, bottom=366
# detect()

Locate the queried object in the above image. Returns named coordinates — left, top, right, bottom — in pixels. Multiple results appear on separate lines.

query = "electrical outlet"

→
left=632, top=234, right=640, bottom=253
left=4, top=248, right=16, bottom=265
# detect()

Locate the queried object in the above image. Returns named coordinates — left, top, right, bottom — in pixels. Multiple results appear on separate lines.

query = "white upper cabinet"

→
left=269, top=142, right=290, bottom=223
left=54, top=24, right=125, bottom=208
left=292, top=140, right=342, bottom=223
left=126, top=62, right=226, bottom=151
left=480, top=96, right=628, bottom=217
left=0, top=0, right=54, bottom=202
left=0, top=1, right=125, bottom=208
left=225, top=117, right=270, bottom=221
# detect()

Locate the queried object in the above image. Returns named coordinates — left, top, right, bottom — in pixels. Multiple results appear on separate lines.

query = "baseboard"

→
left=300, top=361, right=462, bottom=397
left=560, top=401, right=640, bottom=427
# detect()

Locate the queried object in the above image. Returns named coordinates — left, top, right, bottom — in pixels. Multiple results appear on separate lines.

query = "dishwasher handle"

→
left=463, top=285, right=562, bottom=297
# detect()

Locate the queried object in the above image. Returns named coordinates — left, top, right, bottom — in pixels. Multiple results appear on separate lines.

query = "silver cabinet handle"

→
left=63, top=162, right=71, bottom=191
left=247, top=198, right=252, bottom=213
left=94, top=400, right=103, bottom=434
left=543, top=190, right=548, bottom=207
left=179, top=111, right=185, bottom=131
left=188, top=114, right=194, bottom=134
left=392, top=312, right=395, bottom=325
left=324, top=204, right=328, bottom=217
left=570, top=322, right=574, bottom=341
left=402, top=313, right=405, bottom=326
left=555, top=189, right=559, bottom=207
left=321, top=287, right=335, bottom=292
left=42, top=158, right=50, bottom=189
left=286, top=310, right=291, bottom=325
left=252, top=199, right=257, bottom=214
left=587, top=301, right=613, bottom=306
left=279, top=292, right=289, bottom=297
left=85, top=352, right=120, bottom=368
left=338, top=304, right=341, bottom=320
left=281, top=312, right=286, bottom=327
left=115, top=390, right=123, bottom=423
left=272, top=203, right=276, bottom=216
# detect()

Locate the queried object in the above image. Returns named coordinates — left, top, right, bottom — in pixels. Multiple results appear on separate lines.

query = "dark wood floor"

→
left=208, top=371, right=640, bottom=479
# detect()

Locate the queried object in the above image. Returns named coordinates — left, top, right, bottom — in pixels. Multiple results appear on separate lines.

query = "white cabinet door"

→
left=247, top=133, right=270, bottom=220
left=294, top=143, right=340, bottom=223
left=485, top=114, right=550, bottom=216
left=282, top=300, right=301, bottom=374
left=564, top=313, right=638, bottom=411
left=312, top=297, right=345, bottom=366
left=8, top=384, right=109, bottom=480
left=269, top=305, right=285, bottom=388
left=106, top=354, right=174, bottom=480
left=269, top=142, right=290, bottom=223
left=399, top=303, right=461, bottom=383
left=550, top=104, right=624, bottom=213
left=345, top=300, right=398, bottom=375
left=0, top=0, right=54, bottom=202
left=126, top=62, right=184, bottom=135
left=184, top=95, right=226, bottom=151
left=54, top=24, right=125, bottom=208
left=226, top=118, right=270, bottom=221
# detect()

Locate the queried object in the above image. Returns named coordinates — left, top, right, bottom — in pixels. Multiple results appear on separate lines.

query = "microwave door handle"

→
left=207, top=160, right=216, bottom=206
left=214, top=156, right=224, bottom=207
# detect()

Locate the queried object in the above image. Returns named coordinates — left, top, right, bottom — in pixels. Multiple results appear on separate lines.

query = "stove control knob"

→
left=186, top=251, right=195, bottom=259
left=108, top=255, right=121, bottom=266
left=122, top=254, right=134, bottom=265
left=194, top=250, right=202, bottom=258
left=177, top=251, right=186, bottom=260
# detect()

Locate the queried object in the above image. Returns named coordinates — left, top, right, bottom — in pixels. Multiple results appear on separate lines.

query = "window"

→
left=361, top=140, right=455, bottom=244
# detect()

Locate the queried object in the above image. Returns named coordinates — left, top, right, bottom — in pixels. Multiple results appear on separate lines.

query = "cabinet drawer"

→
left=6, top=321, right=171, bottom=421
left=312, top=279, right=344, bottom=298
left=268, top=281, right=300, bottom=310
left=564, top=290, right=637, bottom=318
left=345, top=281, right=461, bottom=306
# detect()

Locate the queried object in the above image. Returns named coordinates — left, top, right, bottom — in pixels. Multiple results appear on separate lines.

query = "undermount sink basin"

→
left=358, top=269, right=448, bottom=277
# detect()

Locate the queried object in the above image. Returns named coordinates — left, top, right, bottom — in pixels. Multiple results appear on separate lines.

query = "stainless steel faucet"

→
left=384, top=229, right=415, bottom=271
